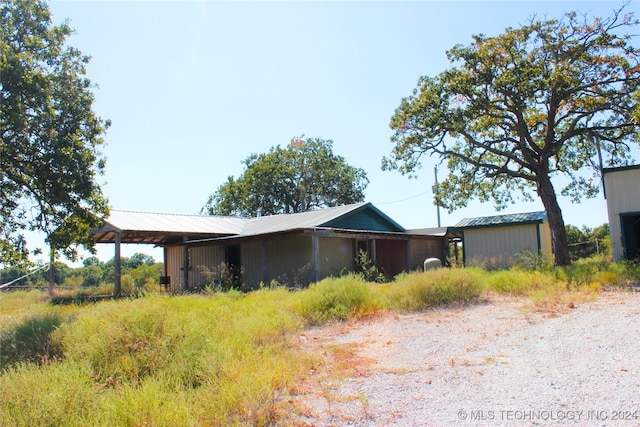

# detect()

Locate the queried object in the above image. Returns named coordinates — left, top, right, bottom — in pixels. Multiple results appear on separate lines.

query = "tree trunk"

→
left=537, top=174, right=571, bottom=266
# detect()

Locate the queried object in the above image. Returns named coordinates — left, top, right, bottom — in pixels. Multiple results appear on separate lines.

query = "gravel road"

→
left=288, top=293, right=640, bottom=427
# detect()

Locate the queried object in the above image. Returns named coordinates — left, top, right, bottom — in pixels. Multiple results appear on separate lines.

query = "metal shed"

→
left=603, top=165, right=640, bottom=262
left=452, top=211, right=553, bottom=266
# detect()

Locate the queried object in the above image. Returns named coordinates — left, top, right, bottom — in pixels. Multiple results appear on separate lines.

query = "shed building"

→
left=452, top=211, right=553, bottom=266
left=603, top=165, right=640, bottom=262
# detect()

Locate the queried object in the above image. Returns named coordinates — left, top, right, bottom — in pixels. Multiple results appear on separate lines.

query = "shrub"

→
left=484, top=270, right=558, bottom=296
left=292, top=274, right=381, bottom=325
left=381, top=268, right=484, bottom=311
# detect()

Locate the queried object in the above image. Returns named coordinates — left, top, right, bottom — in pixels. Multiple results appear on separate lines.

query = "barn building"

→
left=91, top=203, right=449, bottom=291
left=451, top=211, right=553, bottom=266
left=603, top=165, right=640, bottom=262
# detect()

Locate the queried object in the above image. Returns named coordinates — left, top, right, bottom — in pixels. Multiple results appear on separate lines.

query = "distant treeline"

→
left=0, top=253, right=163, bottom=290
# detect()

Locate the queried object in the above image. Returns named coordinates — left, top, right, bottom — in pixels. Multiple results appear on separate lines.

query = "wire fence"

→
left=568, top=238, right=606, bottom=260
left=0, top=264, right=50, bottom=290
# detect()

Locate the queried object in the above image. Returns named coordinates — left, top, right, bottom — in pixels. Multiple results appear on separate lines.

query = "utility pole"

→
left=434, top=166, right=441, bottom=227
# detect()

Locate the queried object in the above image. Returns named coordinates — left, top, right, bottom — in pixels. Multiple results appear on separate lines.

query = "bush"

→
left=381, top=268, right=484, bottom=311
left=484, top=269, right=558, bottom=296
left=292, top=274, right=381, bottom=325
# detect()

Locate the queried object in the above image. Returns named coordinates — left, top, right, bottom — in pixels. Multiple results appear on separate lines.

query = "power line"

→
left=374, top=190, right=432, bottom=205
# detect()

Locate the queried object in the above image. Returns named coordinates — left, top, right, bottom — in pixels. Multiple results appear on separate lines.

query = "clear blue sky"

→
left=41, top=0, right=637, bottom=264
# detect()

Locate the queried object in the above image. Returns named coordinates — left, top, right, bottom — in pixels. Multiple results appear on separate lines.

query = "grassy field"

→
left=1, top=258, right=638, bottom=426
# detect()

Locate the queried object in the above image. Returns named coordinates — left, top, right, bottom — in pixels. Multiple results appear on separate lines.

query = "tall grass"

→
left=291, top=274, right=381, bottom=325
left=1, top=258, right=637, bottom=425
left=381, top=268, right=485, bottom=311
left=1, top=290, right=307, bottom=426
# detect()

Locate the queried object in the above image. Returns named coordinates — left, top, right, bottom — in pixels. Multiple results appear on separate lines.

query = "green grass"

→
left=1, top=258, right=638, bottom=426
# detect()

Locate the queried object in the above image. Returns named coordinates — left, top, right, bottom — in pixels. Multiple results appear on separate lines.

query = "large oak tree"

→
left=202, top=137, right=368, bottom=217
left=1, top=0, right=110, bottom=267
left=383, top=7, right=639, bottom=266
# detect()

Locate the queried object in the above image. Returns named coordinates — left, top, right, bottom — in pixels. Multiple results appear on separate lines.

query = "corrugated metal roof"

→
left=454, top=211, right=546, bottom=228
left=91, top=203, right=407, bottom=245
left=102, top=210, right=247, bottom=234
left=406, top=227, right=451, bottom=237
left=90, top=210, right=247, bottom=244
left=239, top=203, right=367, bottom=237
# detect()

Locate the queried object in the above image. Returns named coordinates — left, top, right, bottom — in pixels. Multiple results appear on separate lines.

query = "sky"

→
left=31, top=0, right=639, bottom=264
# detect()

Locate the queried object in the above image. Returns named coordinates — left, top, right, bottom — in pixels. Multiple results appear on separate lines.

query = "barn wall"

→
left=604, top=167, right=640, bottom=261
left=408, top=237, right=448, bottom=271
left=189, top=245, right=225, bottom=289
left=241, top=241, right=264, bottom=287
left=318, top=237, right=354, bottom=279
left=539, top=221, right=553, bottom=261
left=376, top=239, right=408, bottom=277
left=165, top=245, right=183, bottom=292
left=463, top=224, right=540, bottom=264
left=265, top=236, right=313, bottom=286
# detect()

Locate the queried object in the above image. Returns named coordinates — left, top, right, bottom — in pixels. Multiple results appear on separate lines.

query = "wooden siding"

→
left=604, top=167, right=640, bottom=261
left=318, top=237, right=354, bottom=278
left=463, top=224, right=541, bottom=264
left=165, top=245, right=183, bottom=292
left=376, top=239, right=408, bottom=277
left=325, top=209, right=403, bottom=232
left=166, top=245, right=225, bottom=291
left=241, top=241, right=264, bottom=287
left=539, top=221, right=553, bottom=261
left=189, top=246, right=225, bottom=289
left=408, top=237, right=448, bottom=271
left=265, top=236, right=313, bottom=286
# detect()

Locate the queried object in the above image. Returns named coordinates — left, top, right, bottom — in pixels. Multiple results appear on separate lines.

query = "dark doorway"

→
left=225, top=245, right=241, bottom=287
left=621, top=214, right=640, bottom=261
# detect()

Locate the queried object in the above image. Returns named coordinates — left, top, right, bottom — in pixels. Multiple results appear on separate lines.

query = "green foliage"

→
left=354, top=249, right=386, bottom=283
left=566, top=223, right=611, bottom=261
left=1, top=0, right=111, bottom=264
left=0, top=253, right=162, bottom=296
left=202, top=136, right=369, bottom=217
left=384, top=7, right=639, bottom=266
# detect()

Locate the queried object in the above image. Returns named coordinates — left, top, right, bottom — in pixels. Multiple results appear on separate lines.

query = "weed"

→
left=292, top=274, right=381, bottom=325
left=0, top=312, right=65, bottom=370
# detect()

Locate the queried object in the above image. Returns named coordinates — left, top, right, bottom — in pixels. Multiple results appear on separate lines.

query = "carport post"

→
left=114, top=230, right=121, bottom=297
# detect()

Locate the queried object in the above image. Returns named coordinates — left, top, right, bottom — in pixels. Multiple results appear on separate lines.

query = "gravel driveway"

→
left=288, top=293, right=640, bottom=426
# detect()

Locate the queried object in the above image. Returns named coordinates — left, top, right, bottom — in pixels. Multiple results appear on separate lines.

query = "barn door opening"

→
left=225, top=245, right=241, bottom=288
left=621, top=214, right=640, bottom=261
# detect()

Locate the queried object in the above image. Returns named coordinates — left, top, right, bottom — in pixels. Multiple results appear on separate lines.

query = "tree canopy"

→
left=202, top=137, right=369, bottom=217
left=1, top=0, right=110, bottom=266
left=383, top=6, right=639, bottom=266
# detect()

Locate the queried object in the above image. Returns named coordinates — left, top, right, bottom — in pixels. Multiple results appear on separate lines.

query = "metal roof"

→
left=239, top=203, right=366, bottom=237
left=91, top=203, right=408, bottom=245
left=90, top=210, right=247, bottom=245
left=454, top=211, right=547, bottom=229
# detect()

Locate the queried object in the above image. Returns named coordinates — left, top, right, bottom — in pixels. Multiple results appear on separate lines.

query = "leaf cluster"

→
left=202, top=137, right=369, bottom=217
left=384, top=6, right=640, bottom=212
left=1, top=0, right=110, bottom=265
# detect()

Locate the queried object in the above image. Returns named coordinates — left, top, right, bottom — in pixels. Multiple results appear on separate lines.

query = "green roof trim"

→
left=454, top=211, right=547, bottom=229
